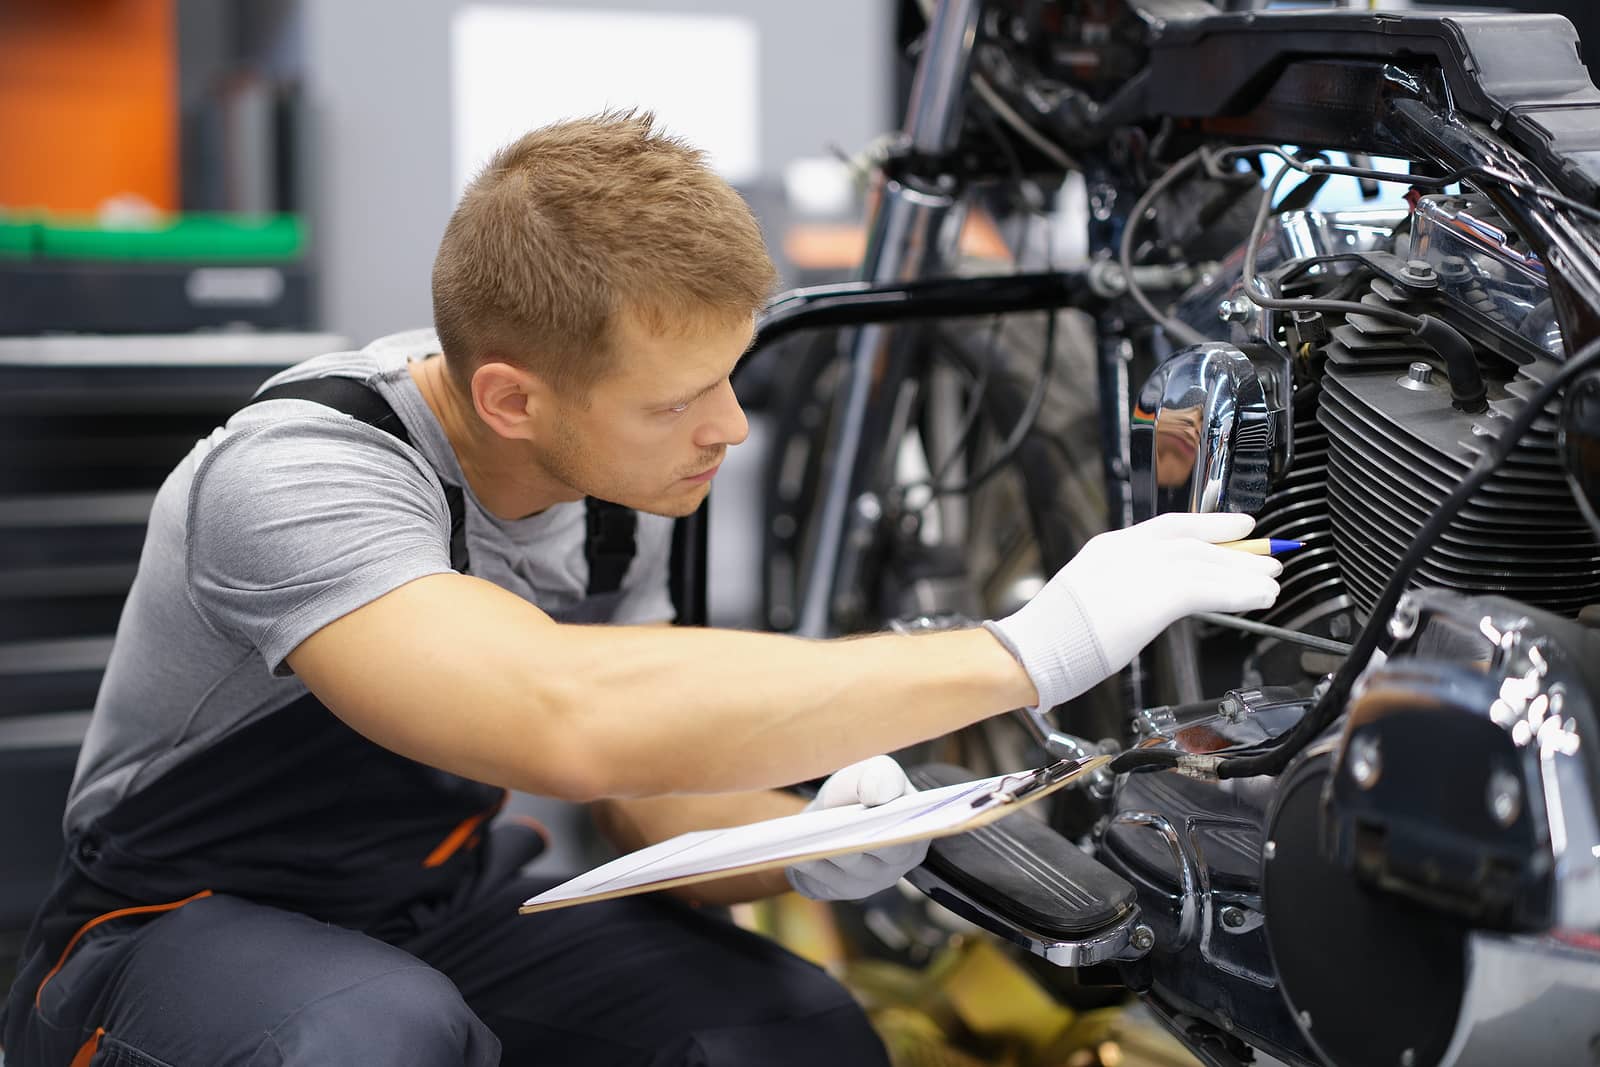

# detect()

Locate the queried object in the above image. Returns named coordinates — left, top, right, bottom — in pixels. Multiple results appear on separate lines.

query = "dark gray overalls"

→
left=1, top=377, right=888, bottom=1067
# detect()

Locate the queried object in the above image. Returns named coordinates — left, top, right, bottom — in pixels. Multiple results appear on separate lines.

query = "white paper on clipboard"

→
left=519, top=755, right=1108, bottom=914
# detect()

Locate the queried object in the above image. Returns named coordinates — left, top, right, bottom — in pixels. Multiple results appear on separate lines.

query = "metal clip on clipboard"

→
left=970, top=758, right=1086, bottom=810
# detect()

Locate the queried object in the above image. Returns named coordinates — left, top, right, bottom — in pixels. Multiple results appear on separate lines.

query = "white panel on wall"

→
left=451, top=5, right=760, bottom=197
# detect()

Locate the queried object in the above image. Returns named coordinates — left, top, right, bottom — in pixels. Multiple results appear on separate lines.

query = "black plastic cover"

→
left=1265, top=749, right=1469, bottom=1067
left=1134, top=10, right=1600, bottom=205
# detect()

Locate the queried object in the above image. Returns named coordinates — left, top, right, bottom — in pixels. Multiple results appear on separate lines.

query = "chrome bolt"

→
left=1218, top=298, right=1252, bottom=323
left=1218, top=694, right=1245, bottom=721
left=1408, top=361, right=1435, bottom=385
left=1488, top=769, right=1523, bottom=827
left=1349, top=733, right=1383, bottom=790
left=1389, top=595, right=1420, bottom=641
left=1299, top=1010, right=1313, bottom=1031
left=1264, top=840, right=1277, bottom=861
left=1402, top=259, right=1437, bottom=282
left=1220, top=906, right=1247, bottom=929
left=855, top=493, right=883, bottom=523
left=1130, top=925, right=1155, bottom=952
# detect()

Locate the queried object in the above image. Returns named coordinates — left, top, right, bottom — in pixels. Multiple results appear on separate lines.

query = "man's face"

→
left=536, top=311, right=754, bottom=517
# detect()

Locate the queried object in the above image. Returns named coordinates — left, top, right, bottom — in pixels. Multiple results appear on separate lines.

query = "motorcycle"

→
left=741, top=2, right=1600, bottom=1064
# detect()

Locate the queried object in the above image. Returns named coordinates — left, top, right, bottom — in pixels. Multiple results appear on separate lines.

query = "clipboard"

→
left=519, top=754, right=1109, bottom=914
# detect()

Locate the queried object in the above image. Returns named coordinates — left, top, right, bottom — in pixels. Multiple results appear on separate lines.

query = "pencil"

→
left=1218, top=538, right=1304, bottom=556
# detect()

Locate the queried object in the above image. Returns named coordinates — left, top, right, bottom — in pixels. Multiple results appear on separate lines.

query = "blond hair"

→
left=431, top=110, right=776, bottom=395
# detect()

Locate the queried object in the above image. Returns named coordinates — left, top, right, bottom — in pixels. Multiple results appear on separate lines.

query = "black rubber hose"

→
left=1117, top=151, right=1210, bottom=347
left=1414, top=315, right=1489, bottom=413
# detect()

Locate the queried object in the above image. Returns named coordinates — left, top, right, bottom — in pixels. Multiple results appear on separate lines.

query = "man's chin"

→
left=617, top=480, right=710, bottom=519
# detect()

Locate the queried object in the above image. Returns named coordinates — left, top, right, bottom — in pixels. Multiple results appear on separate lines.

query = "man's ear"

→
left=470, top=360, right=552, bottom=441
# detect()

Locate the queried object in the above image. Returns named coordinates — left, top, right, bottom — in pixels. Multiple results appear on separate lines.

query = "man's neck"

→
left=407, top=356, right=578, bottom=520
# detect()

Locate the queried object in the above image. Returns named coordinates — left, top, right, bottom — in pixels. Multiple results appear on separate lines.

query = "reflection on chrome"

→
left=1131, top=342, right=1277, bottom=520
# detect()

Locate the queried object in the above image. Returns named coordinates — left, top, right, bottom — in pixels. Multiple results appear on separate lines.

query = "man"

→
left=2, top=112, right=1280, bottom=1066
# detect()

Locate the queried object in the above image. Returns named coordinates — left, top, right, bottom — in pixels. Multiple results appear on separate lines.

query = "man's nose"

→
left=694, top=379, right=749, bottom=449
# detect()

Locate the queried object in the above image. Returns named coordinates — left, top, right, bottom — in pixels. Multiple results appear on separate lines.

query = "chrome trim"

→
left=1476, top=611, right=1600, bottom=932
left=1111, top=809, right=1202, bottom=948
left=1130, top=342, right=1275, bottom=521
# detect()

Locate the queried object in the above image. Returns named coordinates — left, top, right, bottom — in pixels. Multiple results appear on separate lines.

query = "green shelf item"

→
left=0, top=212, right=305, bottom=262
left=0, top=216, right=38, bottom=259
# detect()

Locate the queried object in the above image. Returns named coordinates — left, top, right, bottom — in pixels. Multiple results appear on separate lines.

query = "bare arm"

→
left=287, top=572, right=1034, bottom=802
left=591, top=792, right=806, bottom=906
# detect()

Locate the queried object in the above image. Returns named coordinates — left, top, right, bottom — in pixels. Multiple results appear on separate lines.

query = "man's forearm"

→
left=591, top=791, right=805, bottom=906
left=290, top=574, right=1035, bottom=804
left=544, top=624, right=1035, bottom=798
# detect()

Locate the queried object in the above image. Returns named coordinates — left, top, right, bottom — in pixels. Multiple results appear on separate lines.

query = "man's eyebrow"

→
left=662, top=339, right=756, bottom=407
left=662, top=378, right=723, bottom=408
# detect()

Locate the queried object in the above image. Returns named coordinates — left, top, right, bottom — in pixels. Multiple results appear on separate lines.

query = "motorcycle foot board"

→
left=906, top=865, right=1150, bottom=967
left=907, top=762, right=1145, bottom=966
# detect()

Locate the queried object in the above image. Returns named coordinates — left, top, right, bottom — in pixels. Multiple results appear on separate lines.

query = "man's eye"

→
left=665, top=402, right=690, bottom=415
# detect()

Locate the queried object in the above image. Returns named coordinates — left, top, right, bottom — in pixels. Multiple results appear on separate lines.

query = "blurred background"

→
left=1, top=0, right=898, bottom=334
left=0, top=0, right=906, bottom=651
left=0, top=0, right=915, bottom=1012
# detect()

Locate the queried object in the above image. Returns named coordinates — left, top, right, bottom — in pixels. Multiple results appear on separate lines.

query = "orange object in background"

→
left=0, top=0, right=177, bottom=214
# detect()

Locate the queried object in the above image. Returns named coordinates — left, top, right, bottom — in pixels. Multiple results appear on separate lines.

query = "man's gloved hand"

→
left=786, top=756, right=929, bottom=901
left=985, top=512, right=1281, bottom=711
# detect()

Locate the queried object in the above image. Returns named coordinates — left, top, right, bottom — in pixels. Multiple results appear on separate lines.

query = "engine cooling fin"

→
left=1318, top=315, right=1600, bottom=619
left=1249, top=383, right=1347, bottom=631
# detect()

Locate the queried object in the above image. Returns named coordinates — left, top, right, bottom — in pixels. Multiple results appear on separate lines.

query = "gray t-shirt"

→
left=65, top=329, right=675, bottom=836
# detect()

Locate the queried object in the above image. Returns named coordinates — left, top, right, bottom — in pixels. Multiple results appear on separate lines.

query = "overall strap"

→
left=249, top=377, right=470, bottom=573
left=584, top=498, right=637, bottom=596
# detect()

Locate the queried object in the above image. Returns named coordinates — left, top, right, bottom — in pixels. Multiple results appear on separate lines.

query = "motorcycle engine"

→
left=1172, top=194, right=1600, bottom=680
left=1101, top=195, right=1600, bottom=1066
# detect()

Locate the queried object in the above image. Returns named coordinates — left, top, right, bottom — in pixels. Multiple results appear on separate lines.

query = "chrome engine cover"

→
left=1266, top=590, right=1600, bottom=1067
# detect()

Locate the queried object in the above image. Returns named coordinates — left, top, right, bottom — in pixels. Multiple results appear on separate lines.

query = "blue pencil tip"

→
left=1268, top=539, right=1305, bottom=555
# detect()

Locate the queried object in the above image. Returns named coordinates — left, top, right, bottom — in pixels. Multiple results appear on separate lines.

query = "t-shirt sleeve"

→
left=611, top=513, right=677, bottom=625
left=186, top=414, right=456, bottom=674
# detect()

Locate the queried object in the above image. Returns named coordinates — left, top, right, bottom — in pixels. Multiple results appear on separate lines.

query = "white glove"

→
left=786, top=756, right=929, bottom=901
left=984, top=512, right=1281, bottom=711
